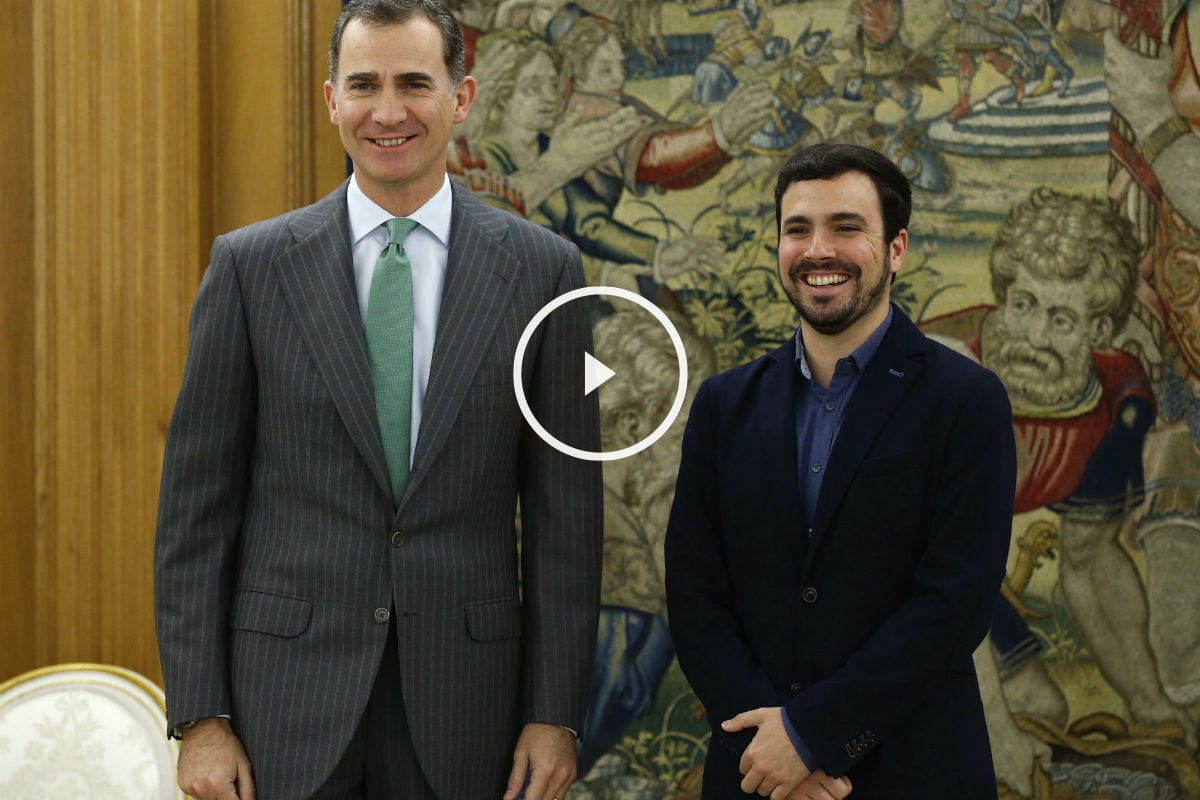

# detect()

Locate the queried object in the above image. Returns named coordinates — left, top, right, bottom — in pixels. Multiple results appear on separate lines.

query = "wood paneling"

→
left=1, top=0, right=343, bottom=684
left=27, top=0, right=206, bottom=680
left=211, top=0, right=345, bottom=236
left=0, top=0, right=37, bottom=680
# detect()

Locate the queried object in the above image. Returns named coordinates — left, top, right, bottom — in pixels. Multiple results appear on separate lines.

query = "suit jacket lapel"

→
left=809, top=310, right=926, bottom=549
left=403, top=183, right=522, bottom=503
left=758, top=342, right=809, bottom=561
left=272, top=180, right=393, bottom=498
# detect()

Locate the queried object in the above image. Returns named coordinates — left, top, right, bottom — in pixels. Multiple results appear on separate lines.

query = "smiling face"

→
left=324, top=17, right=476, bottom=215
left=777, top=171, right=905, bottom=340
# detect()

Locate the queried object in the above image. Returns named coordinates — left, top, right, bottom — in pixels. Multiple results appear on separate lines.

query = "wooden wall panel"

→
left=211, top=0, right=345, bottom=237
left=0, top=0, right=37, bottom=681
left=28, top=0, right=206, bottom=680
left=1, top=0, right=345, bottom=684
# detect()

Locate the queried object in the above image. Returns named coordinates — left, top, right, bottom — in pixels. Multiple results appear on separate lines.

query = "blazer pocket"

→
left=464, top=598, right=522, bottom=642
left=230, top=589, right=313, bottom=638
left=856, top=445, right=930, bottom=478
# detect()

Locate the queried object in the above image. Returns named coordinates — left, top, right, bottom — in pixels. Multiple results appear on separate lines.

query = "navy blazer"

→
left=665, top=307, right=1015, bottom=799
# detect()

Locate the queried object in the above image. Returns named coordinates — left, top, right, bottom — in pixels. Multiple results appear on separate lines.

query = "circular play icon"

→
left=513, top=286, right=688, bottom=462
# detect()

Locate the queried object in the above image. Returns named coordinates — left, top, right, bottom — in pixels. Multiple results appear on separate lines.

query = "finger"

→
left=523, top=769, right=551, bottom=800
left=503, top=755, right=529, bottom=800
left=723, top=708, right=762, bottom=732
left=740, top=769, right=764, bottom=796
left=239, top=762, right=257, bottom=800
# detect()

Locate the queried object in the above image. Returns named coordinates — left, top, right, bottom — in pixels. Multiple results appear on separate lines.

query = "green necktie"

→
left=366, top=217, right=420, bottom=503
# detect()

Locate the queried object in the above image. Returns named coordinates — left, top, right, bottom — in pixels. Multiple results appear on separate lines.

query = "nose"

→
left=804, top=228, right=836, bottom=261
left=1026, top=314, right=1050, bottom=349
left=373, top=91, right=408, bottom=127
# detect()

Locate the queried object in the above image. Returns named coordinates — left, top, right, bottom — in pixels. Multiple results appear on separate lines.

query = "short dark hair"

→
left=774, top=143, right=911, bottom=243
left=329, top=0, right=466, bottom=85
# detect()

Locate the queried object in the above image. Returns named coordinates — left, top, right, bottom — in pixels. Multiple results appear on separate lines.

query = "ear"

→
left=1089, top=315, right=1114, bottom=349
left=324, top=81, right=339, bottom=124
left=888, top=228, right=908, bottom=277
left=453, top=75, right=478, bottom=125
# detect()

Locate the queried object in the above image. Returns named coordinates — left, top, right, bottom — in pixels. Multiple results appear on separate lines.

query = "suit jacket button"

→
left=390, top=530, right=405, bottom=547
left=374, top=607, right=391, bottom=623
left=801, top=587, right=818, bottom=603
left=789, top=682, right=803, bottom=695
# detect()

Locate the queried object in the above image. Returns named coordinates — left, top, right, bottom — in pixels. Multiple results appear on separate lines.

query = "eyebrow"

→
left=341, top=70, right=435, bottom=86
left=782, top=211, right=870, bottom=228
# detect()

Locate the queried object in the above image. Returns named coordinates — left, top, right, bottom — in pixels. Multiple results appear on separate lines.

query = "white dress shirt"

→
left=347, top=172, right=452, bottom=467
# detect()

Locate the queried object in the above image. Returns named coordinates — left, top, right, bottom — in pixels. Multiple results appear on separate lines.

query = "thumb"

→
left=721, top=708, right=764, bottom=732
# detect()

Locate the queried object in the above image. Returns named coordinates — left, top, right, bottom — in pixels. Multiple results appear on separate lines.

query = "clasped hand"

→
left=723, top=707, right=852, bottom=800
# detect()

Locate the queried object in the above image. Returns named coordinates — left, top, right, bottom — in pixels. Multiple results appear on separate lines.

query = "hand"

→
left=723, top=707, right=811, bottom=798
left=1103, top=29, right=1177, bottom=141
left=714, top=82, right=775, bottom=150
left=512, top=106, right=645, bottom=210
left=176, top=717, right=255, bottom=800
left=788, top=769, right=853, bottom=799
left=503, top=722, right=577, bottom=800
left=654, top=236, right=729, bottom=282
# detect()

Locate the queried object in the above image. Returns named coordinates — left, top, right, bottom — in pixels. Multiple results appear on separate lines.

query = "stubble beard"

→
left=785, top=254, right=891, bottom=336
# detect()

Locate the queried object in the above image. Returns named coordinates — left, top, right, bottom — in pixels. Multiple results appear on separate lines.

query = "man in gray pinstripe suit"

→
left=153, top=1, right=602, bottom=798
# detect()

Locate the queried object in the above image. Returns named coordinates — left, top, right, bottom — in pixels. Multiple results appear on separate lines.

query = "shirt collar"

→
left=346, top=172, right=453, bottom=247
left=794, top=304, right=894, bottom=380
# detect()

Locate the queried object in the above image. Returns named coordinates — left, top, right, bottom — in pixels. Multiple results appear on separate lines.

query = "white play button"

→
left=513, top=286, right=688, bottom=462
left=583, top=352, right=615, bottom=396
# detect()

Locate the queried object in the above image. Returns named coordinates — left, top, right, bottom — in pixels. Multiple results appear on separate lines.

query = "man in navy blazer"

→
left=665, top=143, right=1016, bottom=799
left=154, top=2, right=601, bottom=799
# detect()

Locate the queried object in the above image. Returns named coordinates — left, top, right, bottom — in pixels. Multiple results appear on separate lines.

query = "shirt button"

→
left=802, top=587, right=818, bottom=603
left=789, top=682, right=804, bottom=695
left=825, top=401, right=835, bottom=412
left=811, top=463, right=822, bottom=473
left=390, top=530, right=405, bottom=547
left=806, top=528, right=814, bottom=538
left=374, top=607, right=391, bottom=623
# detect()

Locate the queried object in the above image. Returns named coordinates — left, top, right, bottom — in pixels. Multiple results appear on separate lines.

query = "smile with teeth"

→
left=804, top=273, right=849, bottom=287
left=373, top=136, right=410, bottom=147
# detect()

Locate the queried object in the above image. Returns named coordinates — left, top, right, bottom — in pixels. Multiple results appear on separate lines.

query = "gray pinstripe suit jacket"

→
left=154, top=178, right=603, bottom=799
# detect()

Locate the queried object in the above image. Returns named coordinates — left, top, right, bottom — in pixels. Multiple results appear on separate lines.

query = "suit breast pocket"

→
left=230, top=588, right=313, bottom=638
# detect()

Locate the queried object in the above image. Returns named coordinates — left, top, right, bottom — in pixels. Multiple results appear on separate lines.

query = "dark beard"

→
left=785, top=256, right=891, bottom=336
left=980, top=312, right=1095, bottom=408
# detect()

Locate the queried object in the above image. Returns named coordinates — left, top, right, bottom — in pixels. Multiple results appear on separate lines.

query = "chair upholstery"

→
left=0, top=663, right=184, bottom=799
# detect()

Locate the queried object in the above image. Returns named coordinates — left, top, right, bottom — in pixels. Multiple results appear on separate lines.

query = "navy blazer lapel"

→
left=809, top=310, right=926, bottom=542
left=272, top=181, right=393, bottom=498
left=759, top=341, right=808, bottom=556
left=403, top=183, right=522, bottom=502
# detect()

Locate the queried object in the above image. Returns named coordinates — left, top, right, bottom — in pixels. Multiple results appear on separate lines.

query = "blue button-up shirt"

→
left=794, top=306, right=893, bottom=526
left=782, top=305, right=893, bottom=769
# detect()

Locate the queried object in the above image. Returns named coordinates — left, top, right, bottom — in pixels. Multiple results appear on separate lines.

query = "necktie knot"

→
left=385, top=217, right=418, bottom=247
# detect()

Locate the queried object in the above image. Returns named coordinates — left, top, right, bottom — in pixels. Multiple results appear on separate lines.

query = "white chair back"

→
left=0, top=663, right=184, bottom=799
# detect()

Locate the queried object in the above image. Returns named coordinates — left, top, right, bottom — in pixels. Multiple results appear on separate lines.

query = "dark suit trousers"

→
left=309, top=618, right=438, bottom=800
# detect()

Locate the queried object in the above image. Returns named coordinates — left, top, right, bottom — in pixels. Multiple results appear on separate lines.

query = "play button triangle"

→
left=583, top=351, right=615, bottom=396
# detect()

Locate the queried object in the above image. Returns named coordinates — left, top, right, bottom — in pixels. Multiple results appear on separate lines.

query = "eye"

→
left=1051, top=313, right=1076, bottom=333
left=1011, top=296, right=1032, bottom=313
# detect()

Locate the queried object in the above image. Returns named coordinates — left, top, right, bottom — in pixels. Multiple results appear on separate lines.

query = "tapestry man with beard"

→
left=923, top=188, right=1196, bottom=743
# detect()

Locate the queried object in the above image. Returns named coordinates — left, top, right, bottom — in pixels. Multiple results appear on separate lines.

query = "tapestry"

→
left=443, top=1, right=1200, bottom=797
